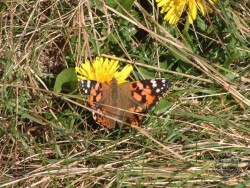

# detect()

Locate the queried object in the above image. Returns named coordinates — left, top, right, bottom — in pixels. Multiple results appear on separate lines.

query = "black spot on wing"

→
left=79, top=80, right=96, bottom=95
left=126, top=114, right=144, bottom=126
left=78, top=80, right=104, bottom=96
left=130, top=79, right=171, bottom=110
left=131, top=79, right=171, bottom=96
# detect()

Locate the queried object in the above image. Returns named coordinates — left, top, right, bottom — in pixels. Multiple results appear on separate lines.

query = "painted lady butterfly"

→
left=79, top=78, right=171, bottom=129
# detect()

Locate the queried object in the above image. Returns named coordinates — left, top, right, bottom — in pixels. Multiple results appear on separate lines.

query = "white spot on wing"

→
left=150, top=80, right=157, bottom=88
left=156, top=88, right=161, bottom=93
left=87, top=80, right=91, bottom=88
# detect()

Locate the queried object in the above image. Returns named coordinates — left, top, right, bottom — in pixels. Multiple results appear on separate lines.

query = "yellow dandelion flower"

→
left=156, top=0, right=217, bottom=25
left=75, top=57, right=133, bottom=85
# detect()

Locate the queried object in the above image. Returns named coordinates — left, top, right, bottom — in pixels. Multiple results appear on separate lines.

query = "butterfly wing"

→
left=120, top=79, right=171, bottom=126
left=129, top=79, right=171, bottom=110
left=79, top=79, right=171, bottom=129
left=79, top=80, right=106, bottom=109
left=78, top=80, right=116, bottom=129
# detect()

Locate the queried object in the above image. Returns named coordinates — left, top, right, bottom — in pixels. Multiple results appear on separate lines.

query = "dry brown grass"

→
left=0, top=0, right=249, bottom=187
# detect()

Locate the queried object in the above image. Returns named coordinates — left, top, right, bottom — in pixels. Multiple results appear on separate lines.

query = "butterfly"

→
left=79, top=78, right=171, bottom=129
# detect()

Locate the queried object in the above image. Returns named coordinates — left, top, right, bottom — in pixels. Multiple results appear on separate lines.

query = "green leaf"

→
left=54, top=68, right=78, bottom=93
left=176, top=111, right=227, bottom=126
left=105, top=0, right=135, bottom=14
left=153, top=99, right=173, bottom=114
left=19, top=111, right=46, bottom=126
left=138, top=67, right=156, bottom=78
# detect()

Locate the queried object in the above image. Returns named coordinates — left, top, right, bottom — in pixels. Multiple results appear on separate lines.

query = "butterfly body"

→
left=79, top=78, right=171, bottom=129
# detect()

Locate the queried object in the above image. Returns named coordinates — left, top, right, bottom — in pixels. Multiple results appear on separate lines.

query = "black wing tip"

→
left=155, top=78, right=171, bottom=88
